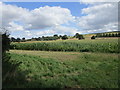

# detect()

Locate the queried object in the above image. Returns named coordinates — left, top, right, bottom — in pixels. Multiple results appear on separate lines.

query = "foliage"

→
left=2, top=33, right=10, bottom=52
left=74, top=33, right=84, bottom=40
left=61, top=35, right=68, bottom=40
left=91, top=36, right=96, bottom=39
left=10, top=39, right=119, bottom=53
left=96, top=32, right=120, bottom=37
left=1, top=30, right=21, bottom=87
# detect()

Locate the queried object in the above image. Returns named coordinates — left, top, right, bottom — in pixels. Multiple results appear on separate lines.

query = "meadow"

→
left=7, top=38, right=119, bottom=88
left=10, top=39, right=119, bottom=53
left=8, top=51, right=118, bottom=88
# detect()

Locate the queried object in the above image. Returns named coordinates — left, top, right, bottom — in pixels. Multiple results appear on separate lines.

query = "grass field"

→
left=7, top=38, right=119, bottom=88
left=8, top=50, right=119, bottom=88
left=10, top=39, right=119, bottom=53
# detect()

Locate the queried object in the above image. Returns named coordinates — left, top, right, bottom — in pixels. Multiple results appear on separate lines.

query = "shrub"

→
left=91, top=36, right=96, bottom=39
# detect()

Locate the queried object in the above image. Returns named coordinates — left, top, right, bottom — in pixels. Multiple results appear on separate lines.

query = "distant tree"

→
left=53, top=34, right=58, bottom=37
left=118, top=33, right=120, bottom=37
left=96, top=33, right=101, bottom=37
left=22, top=37, right=25, bottom=40
left=108, top=33, right=112, bottom=37
left=115, top=33, right=118, bottom=37
left=105, top=33, right=109, bottom=37
left=61, top=35, right=68, bottom=40
left=74, top=33, right=84, bottom=39
left=74, top=33, right=80, bottom=38
left=16, top=38, right=21, bottom=42
left=54, top=34, right=59, bottom=40
left=2, top=32, right=10, bottom=52
left=78, top=35, right=85, bottom=40
left=10, top=37, right=16, bottom=42
left=91, top=36, right=96, bottom=39
left=102, top=33, right=106, bottom=37
left=59, top=35, right=62, bottom=38
left=21, top=37, right=25, bottom=42
left=38, top=37, right=42, bottom=41
left=112, top=33, right=115, bottom=37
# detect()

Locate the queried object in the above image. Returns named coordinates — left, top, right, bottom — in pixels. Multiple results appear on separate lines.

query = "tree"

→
left=118, top=33, right=120, bottom=37
left=74, top=33, right=84, bottom=39
left=78, top=35, right=84, bottom=40
left=105, top=33, right=109, bottom=37
left=16, top=38, right=21, bottom=42
left=108, top=33, right=112, bottom=37
left=59, top=35, right=62, bottom=39
left=74, top=33, right=80, bottom=38
left=53, top=34, right=60, bottom=40
left=61, top=35, right=68, bottom=40
left=115, top=33, right=118, bottom=37
left=21, top=37, right=25, bottom=42
left=112, top=33, right=115, bottom=37
left=53, top=34, right=58, bottom=37
left=91, top=36, right=96, bottom=39
left=1, top=29, right=22, bottom=87
left=10, top=37, right=16, bottom=42
left=2, top=32, right=10, bottom=52
left=102, top=33, right=106, bottom=37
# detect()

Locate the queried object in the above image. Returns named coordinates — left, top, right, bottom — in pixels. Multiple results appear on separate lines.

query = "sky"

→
left=0, top=1, right=118, bottom=39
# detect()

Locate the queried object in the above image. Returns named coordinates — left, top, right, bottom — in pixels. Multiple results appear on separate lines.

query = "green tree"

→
left=2, top=29, right=22, bottom=87
left=74, top=33, right=80, bottom=38
left=61, top=35, right=68, bottom=40
left=10, top=37, right=16, bottom=42
left=21, top=37, right=25, bottom=42
left=16, top=38, right=21, bottom=42
left=91, top=36, right=96, bottom=39
left=78, top=35, right=84, bottom=40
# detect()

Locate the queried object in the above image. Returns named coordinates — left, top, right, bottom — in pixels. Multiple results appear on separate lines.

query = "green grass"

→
left=7, top=51, right=119, bottom=88
left=10, top=39, right=119, bottom=53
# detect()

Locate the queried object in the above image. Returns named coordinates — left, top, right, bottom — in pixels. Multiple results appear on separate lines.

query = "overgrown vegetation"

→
left=7, top=52, right=118, bottom=88
left=1, top=30, right=21, bottom=88
left=10, top=39, right=119, bottom=53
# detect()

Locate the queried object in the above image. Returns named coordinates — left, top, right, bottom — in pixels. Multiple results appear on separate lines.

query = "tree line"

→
left=91, top=32, right=120, bottom=39
left=96, top=33, right=120, bottom=37
left=10, top=33, right=85, bottom=42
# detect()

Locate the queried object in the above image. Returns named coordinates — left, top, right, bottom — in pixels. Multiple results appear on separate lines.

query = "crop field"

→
left=8, top=51, right=118, bottom=88
left=10, top=39, right=119, bottom=53
left=7, top=38, right=119, bottom=88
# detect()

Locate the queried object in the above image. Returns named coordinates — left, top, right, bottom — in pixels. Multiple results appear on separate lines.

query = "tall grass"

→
left=6, top=53, right=118, bottom=88
left=10, top=39, right=119, bottom=53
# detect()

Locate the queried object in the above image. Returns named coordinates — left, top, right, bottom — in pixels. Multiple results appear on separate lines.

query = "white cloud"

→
left=1, top=3, right=74, bottom=31
left=77, top=2, right=118, bottom=33
left=7, top=22, right=24, bottom=32
left=24, top=26, right=79, bottom=38
left=52, top=25, right=79, bottom=35
left=24, top=6, right=74, bottom=30
left=80, top=0, right=119, bottom=4
left=0, top=2, right=118, bottom=38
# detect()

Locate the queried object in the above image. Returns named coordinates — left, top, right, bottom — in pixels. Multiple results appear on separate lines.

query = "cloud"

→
left=0, top=2, right=118, bottom=38
left=23, top=25, right=79, bottom=38
left=7, top=22, right=24, bottom=32
left=77, top=2, right=118, bottom=33
left=52, top=25, right=79, bottom=35
left=80, top=0, right=119, bottom=4
left=24, top=6, right=74, bottom=30
left=1, top=3, right=74, bottom=31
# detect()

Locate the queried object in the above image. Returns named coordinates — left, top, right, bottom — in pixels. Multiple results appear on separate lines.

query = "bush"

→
left=61, top=35, right=68, bottom=40
left=91, top=36, right=96, bottom=39
left=1, top=30, right=21, bottom=87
